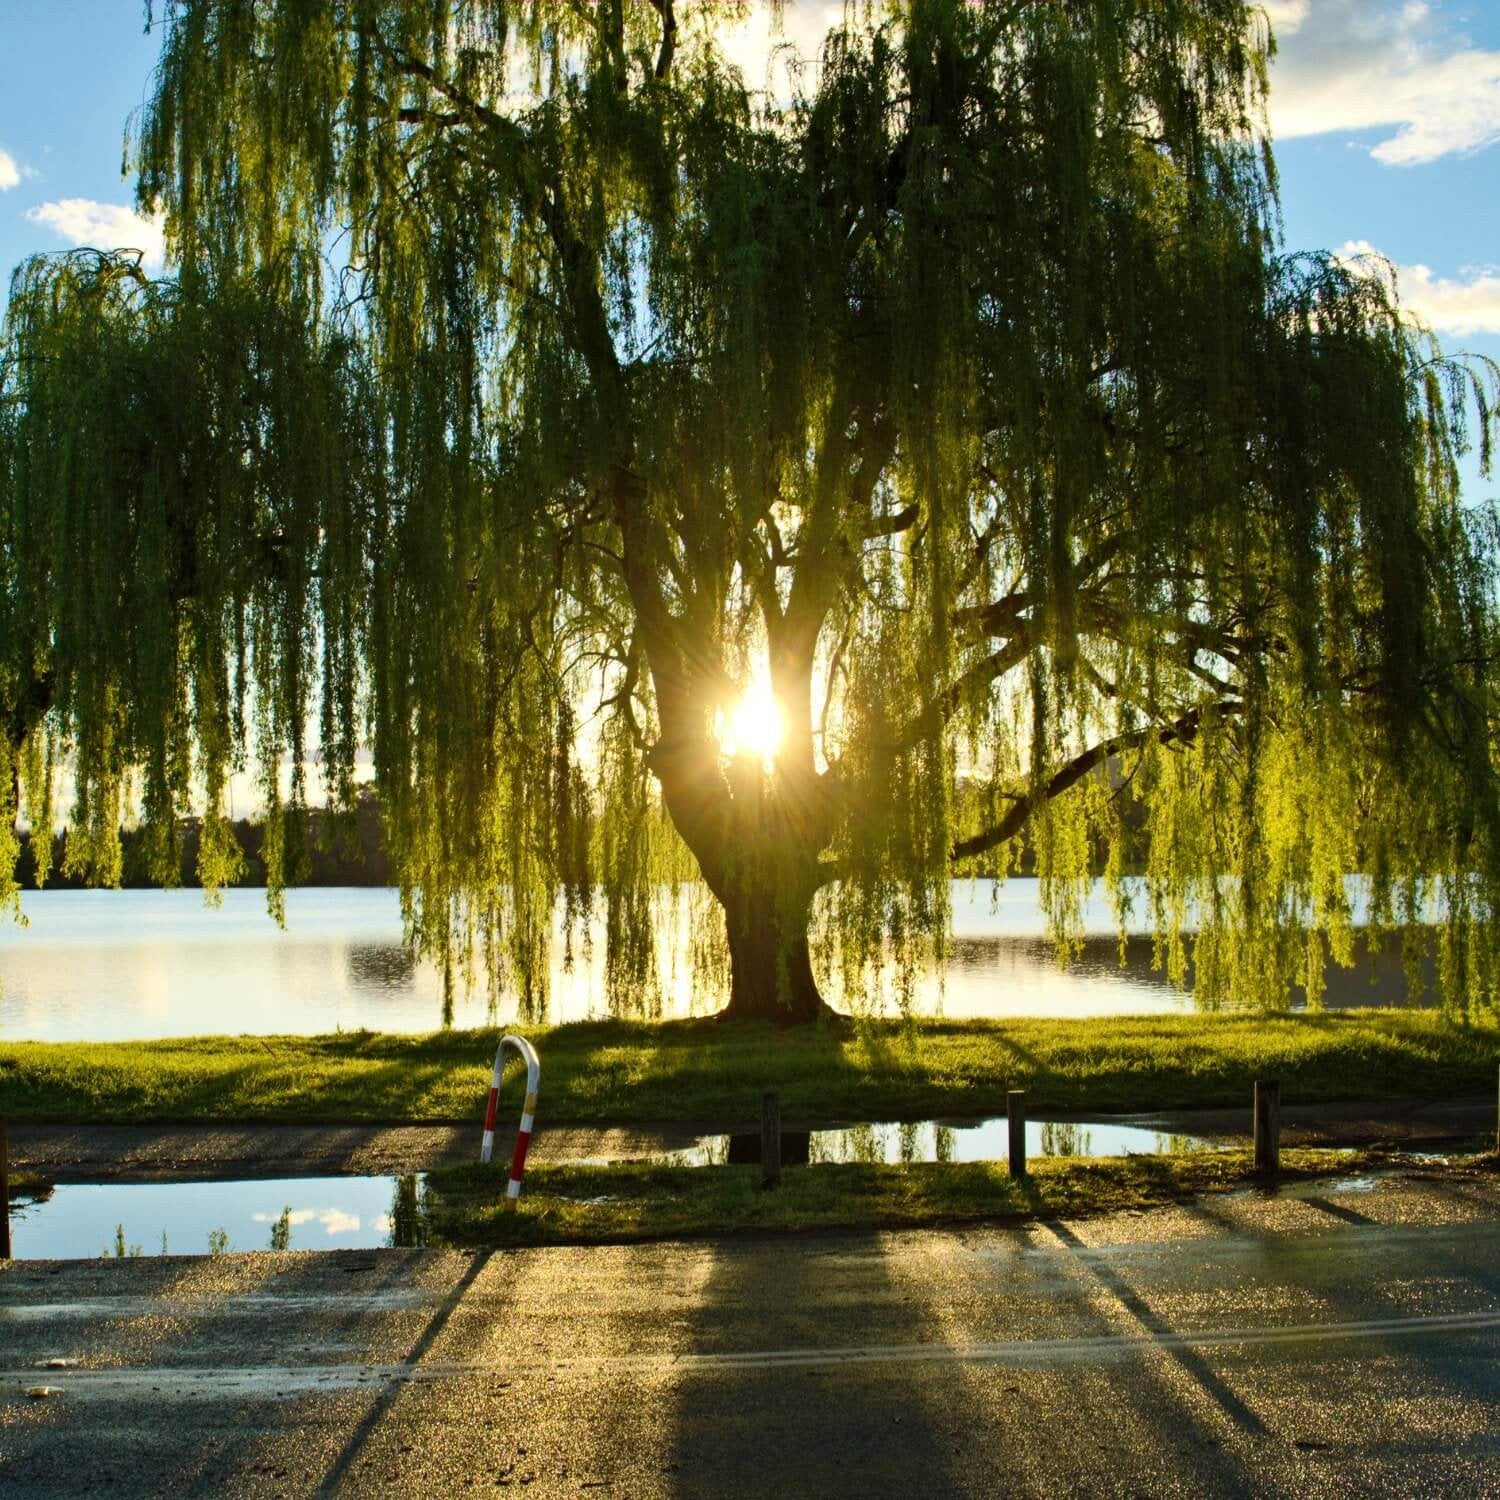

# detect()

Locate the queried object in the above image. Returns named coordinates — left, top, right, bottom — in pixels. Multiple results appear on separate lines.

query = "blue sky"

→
left=1, top=0, right=1497, bottom=489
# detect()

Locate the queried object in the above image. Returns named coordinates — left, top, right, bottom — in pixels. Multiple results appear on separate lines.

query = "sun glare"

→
left=718, top=677, right=784, bottom=768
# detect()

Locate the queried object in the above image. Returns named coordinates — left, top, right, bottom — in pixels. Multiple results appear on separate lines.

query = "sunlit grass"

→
left=423, top=1148, right=1498, bottom=1248
left=6, top=1169, right=52, bottom=1203
left=2, top=1009, right=1496, bottom=1126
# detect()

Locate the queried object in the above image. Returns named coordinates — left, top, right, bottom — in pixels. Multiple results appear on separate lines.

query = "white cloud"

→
left=0, top=149, right=21, bottom=191
left=1262, top=1, right=1312, bottom=27
left=24, top=198, right=166, bottom=270
left=251, top=1206, right=364, bottom=1237
left=1338, top=240, right=1500, bottom=335
left=721, top=3, right=1500, bottom=165
left=714, top=2, right=846, bottom=96
left=1265, top=1, right=1500, bottom=165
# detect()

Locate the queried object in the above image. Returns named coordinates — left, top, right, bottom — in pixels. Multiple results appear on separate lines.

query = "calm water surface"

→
left=667, top=1117, right=1228, bottom=1167
left=6, top=1175, right=425, bottom=1260
left=0, top=882, right=1418, bottom=1042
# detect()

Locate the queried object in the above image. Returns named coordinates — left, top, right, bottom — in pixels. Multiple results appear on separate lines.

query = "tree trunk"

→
left=633, top=578, right=840, bottom=1024
left=719, top=873, right=829, bottom=1025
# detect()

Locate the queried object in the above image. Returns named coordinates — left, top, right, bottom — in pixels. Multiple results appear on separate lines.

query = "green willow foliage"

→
left=2, top=0, right=1498, bottom=1020
left=0, top=252, right=369, bottom=918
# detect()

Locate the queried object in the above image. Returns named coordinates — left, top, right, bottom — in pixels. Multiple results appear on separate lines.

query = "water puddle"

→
left=1276, top=1173, right=1381, bottom=1198
left=5, top=1175, right=429, bottom=1260
left=652, top=1118, right=1231, bottom=1167
left=5, top=1121, right=1236, bottom=1257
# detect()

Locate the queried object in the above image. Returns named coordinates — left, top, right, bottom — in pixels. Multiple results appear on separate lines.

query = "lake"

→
left=0, top=882, right=1419, bottom=1043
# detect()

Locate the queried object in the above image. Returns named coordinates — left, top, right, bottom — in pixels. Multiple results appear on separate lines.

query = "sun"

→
left=717, top=676, right=784, bottom=768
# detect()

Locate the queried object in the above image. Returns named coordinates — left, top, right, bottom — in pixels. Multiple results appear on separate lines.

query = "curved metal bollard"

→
left=479, top=1034, right=541, bottom=1209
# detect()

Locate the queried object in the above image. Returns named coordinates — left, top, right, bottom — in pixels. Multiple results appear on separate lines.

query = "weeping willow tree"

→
left=3, top=0, right=1498, bottom=1023
left=0, top=251, right=370, bottom=915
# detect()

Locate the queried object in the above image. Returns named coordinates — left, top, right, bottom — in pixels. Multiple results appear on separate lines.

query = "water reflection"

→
left=1039, top=1122, right=1092, bottom=1158
left=388, top=1173, right=429, bottom=1249
left=680, top=1117, right=1228, bottom=1167
left=0, top=882, right=1433, bottom=1042
left=6, top=1175, right=417, bottom=1260
left=345, top=944, right=419, bottom=990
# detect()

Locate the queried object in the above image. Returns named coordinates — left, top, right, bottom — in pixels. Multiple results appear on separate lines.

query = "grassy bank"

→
left=6, top=1170, right=51, bottom=1202
left=423, top=1148, right=1486, bottom=1248
left=2, top=1010, right=1496, bottom=1126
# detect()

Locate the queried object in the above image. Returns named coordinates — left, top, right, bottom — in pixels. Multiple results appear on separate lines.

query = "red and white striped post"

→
left=480, top=1034, right=541, bottom=1209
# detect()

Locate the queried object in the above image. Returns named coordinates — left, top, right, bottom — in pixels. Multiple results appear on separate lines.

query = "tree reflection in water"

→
left=1039, top=1122, right=1095, bottom=1158
left=388, top=1174, right=430, bottom=1248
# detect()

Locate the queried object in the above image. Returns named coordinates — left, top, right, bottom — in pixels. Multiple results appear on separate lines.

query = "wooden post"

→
left=1495, top=1064, right=1499, bottom=1157
left=1254, top=1079, right=1281, bottom=1178
left=1007, top=1090, right=1027, bottom=1178
left=0, top=1115, right=10, bottom=1261
left=761, top=1089, right=782, bottom=1189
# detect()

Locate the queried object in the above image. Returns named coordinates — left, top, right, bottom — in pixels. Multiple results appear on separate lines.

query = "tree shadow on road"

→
left=662, top=1225, right=970, bottom=1498
left=1045, top=1217, right=1268, bottom=1437
left=315, top=1247, right=495, bottom=1492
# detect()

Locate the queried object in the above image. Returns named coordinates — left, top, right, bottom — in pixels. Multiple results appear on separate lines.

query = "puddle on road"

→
left=1276, top=1173, right=1381, bottom=1198
left=5, top=1120, right=1235, bottom=1257
left=650, top=1118, right=1232, bottom=1168
left=5, top=1175, right=430, bottom=1260
left=1222, top=1167, right=1374, bottom=1203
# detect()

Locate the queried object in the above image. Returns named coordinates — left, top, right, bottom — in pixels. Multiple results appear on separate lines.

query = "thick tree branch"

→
left=950, top=700, right=1243, bottom=863
left=375, top=39, right=512, bottom=138
left=953, top=588, right=1028, bottom=635
left=864, top=502, right=919, bottom=538
left=648, top=0, right=677, bottom=80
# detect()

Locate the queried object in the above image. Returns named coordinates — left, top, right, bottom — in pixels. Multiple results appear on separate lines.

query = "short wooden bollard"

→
left=1495, top=1064, right=1499, bottom=1156
left=1254, top=1079, right=1281, bottom=1178
left=1007, top=1090, right=1027, bottom=1177
left=761, top=1089, right=782, bottom=1189
left=0, top=1115, right=11, bottom=1261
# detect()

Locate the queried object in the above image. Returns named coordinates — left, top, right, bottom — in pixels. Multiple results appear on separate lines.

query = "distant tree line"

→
left=11, top=789, right=392, bottom=890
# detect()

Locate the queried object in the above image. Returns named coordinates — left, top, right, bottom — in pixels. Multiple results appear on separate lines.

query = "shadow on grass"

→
left=6, top=1008, right=1497, bottom=1127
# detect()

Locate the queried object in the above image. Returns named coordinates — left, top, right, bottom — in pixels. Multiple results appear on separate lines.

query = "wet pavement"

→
left=9, top=1122, right=695, bottom=1183
left=2, top=1170, right=1499, bottom=1496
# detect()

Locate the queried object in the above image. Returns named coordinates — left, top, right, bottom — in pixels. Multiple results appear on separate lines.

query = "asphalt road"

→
left=3, top=1170, right=1500, bottom=1497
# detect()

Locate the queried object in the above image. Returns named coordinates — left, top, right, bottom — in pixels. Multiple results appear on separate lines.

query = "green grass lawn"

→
left=422, top=1147, right=1494, bottom=1248
left=2, top=1009, right=1496, bottom=1126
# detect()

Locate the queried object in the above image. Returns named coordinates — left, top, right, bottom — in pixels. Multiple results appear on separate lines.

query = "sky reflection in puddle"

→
left=6, top=1175, right=428, bottom=1260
